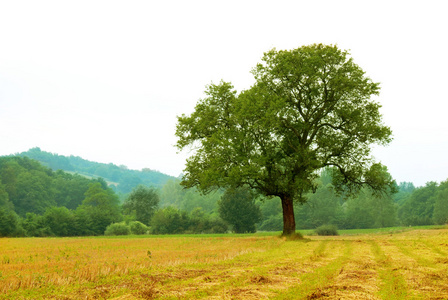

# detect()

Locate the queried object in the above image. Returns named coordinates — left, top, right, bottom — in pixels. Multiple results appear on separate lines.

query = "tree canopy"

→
left=176, top=44, right=394, bottom=236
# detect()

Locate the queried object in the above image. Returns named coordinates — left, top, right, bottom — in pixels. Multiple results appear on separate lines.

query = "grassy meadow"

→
left=1, top=227, right=448, bottom=299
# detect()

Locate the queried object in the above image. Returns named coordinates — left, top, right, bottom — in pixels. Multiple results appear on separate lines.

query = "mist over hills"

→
left=15, top=147, right=176, bottom=194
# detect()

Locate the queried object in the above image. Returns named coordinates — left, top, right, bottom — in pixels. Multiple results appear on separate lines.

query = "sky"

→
left=0, top=0, right=447, bottom=187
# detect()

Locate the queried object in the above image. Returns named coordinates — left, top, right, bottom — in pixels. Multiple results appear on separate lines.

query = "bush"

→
left=150, top=206, right=187, bottom=234
left=314, top=224, right=339, bottom=236
left=207, top=218, right=228, bottom=233
left=129, top=221, right=148, bottom=235
left=104, top=222, right=130, bottom=236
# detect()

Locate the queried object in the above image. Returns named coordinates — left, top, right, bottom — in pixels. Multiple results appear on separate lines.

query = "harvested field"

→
left=1, top=228, right=448, bottom=299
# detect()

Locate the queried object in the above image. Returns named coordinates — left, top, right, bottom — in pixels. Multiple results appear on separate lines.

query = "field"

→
left=1, top=227, right=448, bottom=299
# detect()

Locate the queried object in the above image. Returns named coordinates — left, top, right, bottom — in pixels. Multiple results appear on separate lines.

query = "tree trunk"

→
left=281, top=195, right=296, bottom=236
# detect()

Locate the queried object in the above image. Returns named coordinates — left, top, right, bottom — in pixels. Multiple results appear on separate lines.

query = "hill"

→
left=15, top=147, right=176, bottom=194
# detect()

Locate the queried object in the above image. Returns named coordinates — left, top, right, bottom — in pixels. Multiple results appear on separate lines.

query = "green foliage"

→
left=0, top=156, right=108, bottom=218
left=218, top=187, right=262, bottom=233
left=43, top=206, right=76, bottom=236
left=344, top=187, right=397, bottom=229
left=0, top=157, right=55, bottom=216
left=122, top=185, right=159, bottom=226
left=176, top=44, right=393, bottom=235
left=432, top=180, right=448, bottom=225
left=206, top=218, right=229, bottom=234
left=159, top=178, right=222, bottom=214
left=0, top=207, right=21, bottom=237
left=52, top=170, right=94, bottom=209
left=76, top=182, right=121, bottom=235
left=258, top=214, right=283, bottom=231
left=314, top=224, right=339, bottom=236
left=150, top=206, right=188, bottom=234
left=295, top=176, right=345, bottom=229
left=104, top=222, right=131, bottom=236
left=257, top=197, right=283, bottom=231
left=187, top=207, right=228, bottom=234
left=394, top=182, right=415, bottom=204
left=18, top=147, right=175, bottom=193
left=398, top=182, right=437, bottom=226
left=0, top=182, right=13, bottom=210
left=258, top=168, right=397, bottom=231
left=129, top=221, right=148, bottom=234
left=150, top=206, right=228, bottom=234
left=20, top=212, right=52, bottom=237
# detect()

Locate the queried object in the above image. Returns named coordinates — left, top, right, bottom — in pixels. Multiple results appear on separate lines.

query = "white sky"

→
left=0, top=0, right=447, bottom=187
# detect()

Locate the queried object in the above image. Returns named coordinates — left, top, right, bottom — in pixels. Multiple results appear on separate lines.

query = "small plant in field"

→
left=104, top=222, right=130, bottom=236
left=314, top=225, right=339, bottom=236
left=2, top=256, right=10, bottom=264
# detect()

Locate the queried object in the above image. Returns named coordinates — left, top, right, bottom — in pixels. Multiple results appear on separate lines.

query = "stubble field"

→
left=1, top=227, right=448, bottom=299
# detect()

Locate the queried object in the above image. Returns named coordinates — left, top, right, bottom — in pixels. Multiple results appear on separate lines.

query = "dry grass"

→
left=1, top=229, right=448, bottom=299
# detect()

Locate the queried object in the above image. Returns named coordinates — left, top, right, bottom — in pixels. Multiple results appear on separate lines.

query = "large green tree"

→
left=176, top=44, right=393, bottom=236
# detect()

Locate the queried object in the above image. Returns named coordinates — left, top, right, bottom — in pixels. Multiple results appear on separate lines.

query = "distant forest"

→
left=16, top=147, right=175, bottom=194
left=1, top=149, right=448, bottom=238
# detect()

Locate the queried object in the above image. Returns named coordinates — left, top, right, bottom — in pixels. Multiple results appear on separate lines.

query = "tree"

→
left=296, top=182, right=345, bottom=229
left=75, top=182, right=121, bottom=235
left=344, top=165, right=397, bottom=229
left=218, top=187, right=262, bottom=233
left=0, top=157, right=55, bottom=216
left=432, top=180, right=448, bottom=225
left=150, top=206, right=188, bottom=234
left=258, top=197, right=283, bottom=231
left=0, top=207, right=21, bottom=237
left=0, top=182, right=13, bottom=210
left=20, top=212, right=51, bottom=237
left=122, top=185, right=159, bottom=226
left=43, top=206, right=76, bottom=236
left=176, top=44, right=393, bottom=236
left=398, top=182, right=437, bottom=226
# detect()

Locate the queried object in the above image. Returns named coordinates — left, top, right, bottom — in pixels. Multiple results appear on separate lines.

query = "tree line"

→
left=1, top=155, right=447, bottom=238
left=16, top=147, right=175, bottom=194
left=0, top=156, right=228, bottom=237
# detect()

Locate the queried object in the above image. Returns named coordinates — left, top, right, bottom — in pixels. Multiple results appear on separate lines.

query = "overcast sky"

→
left=1, top=0, right=447, bottom=187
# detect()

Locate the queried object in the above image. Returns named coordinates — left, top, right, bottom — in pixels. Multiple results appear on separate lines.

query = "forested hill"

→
left=15, top=148, right=176, bottom=194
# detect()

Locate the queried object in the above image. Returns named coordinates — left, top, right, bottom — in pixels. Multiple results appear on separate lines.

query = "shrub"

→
left=129, top=221, right=148, bottom=235
left=314, top=224, right=339, bottom=236
left=104, top=222, right=130, bottom=236
left=207, top=218, right=228, bottom=233
left=150, top=206, right=187, bottom=234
